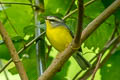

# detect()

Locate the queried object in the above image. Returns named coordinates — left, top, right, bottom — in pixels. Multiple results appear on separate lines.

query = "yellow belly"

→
left=46, top=20, right=73, bottom=52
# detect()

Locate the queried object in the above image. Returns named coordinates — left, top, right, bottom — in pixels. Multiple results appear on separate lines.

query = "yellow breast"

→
left=46, top=20, right=73, bottom=52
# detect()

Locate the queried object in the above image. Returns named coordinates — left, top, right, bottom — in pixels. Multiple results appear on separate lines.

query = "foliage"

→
left=101, top=50, right=120, bottom=80
left=0, top=0, right=120, bottom=80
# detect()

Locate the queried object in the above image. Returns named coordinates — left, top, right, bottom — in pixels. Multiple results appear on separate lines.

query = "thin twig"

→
left=0, top=3, right=18, bottom=35
left=81, top=0, right=120, bottom=42
left=72, top=70, right=83, bottom=80
left=0, top=22, right=28, bottom=80
left=38, top=0, right=120, bottom=79
left=72, top=35, right=120, bottom=80
left=0, top=2, right=37, bottom=7
left=62, top=0, right=96, bottom=20
left=65, top=0, right=75, bottom=16
left=73, top=0, right=83, bottom=47
left=99, top=42, right=119, bottom=67
left=0, top=60, right=9, bottom=80
left=109, top=25, right=118, bottom=42
left=115, top=17, right=120, bottom=35
left=79, top=33, right=120, bottom=80
left=0, top=31, right=45, bottom=73
left=89, top=35, right=120, bottom=63
left=38, top=0, right=84, bottom=79
left=45, top=45, right=52, bottom=62
left=79, top=41, right=119, bottom=80
left=89, top=17, right=120, bottom=62
left=91, top=53, right=102, bottom=80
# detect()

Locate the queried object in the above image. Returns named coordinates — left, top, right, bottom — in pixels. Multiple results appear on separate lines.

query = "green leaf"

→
left=1, top=4, right=33, bottom=37
left=65, top=0, right=114, bottom=50
left=44, top=0, right=74, bottom=16
left=85, top=0, right=104, bottom=18
left=100, top=50, right=120, bottom=80
left=0, top=44, right=11, bottom=60
left=0, top=38, right=24, bottom=60
left=9, top=44, right=38, bottom=80
left=9, top=45, right=81, bottom=80
left=84, top=17, right=114, bottom=50
left=23, top=25, right=35, bottom=35
left=83, top=0, right=114, bottom=50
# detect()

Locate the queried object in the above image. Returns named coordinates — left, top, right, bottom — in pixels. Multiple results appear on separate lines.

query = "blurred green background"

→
left=0, top=0, right=120, bottom=80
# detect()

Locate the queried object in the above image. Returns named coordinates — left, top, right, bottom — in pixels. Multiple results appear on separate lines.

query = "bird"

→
left=45, top=16, right=90, bottom=70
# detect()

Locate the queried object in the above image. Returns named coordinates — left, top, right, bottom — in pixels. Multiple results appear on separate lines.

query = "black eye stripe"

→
left=49, top=19, right=63, bottom=23
left=50, top=20, right=56, bottom=22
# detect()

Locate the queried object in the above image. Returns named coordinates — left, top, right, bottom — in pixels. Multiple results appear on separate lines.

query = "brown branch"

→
left=78, top=34, right=120, bottom=80
left=38, top=0, right=83, bottom=79
left=84, top=15, right=112, bottom=26
left=79, top=41, right=119, bottom=80
left=91, top=53, right=102, bottom=80
left=0, top=22, right=28, bottom=80
left=38, top=0, right=120, bottom=80
left=81, top=0, right=120, bottom=42
left=38, top=45, right=76, bottom=80
left=89, top=16, right=120, bottom=63
left=62, top=0, right=96, bottom=20
left=73, top=35, right=120, bottom=80
left=0, top=31, right=45, bottom=73
left=89, top=35, right=120, bottom=63
left=73, top=0, right=83, bottom=48
left=99, top=42, right=118, bottom=67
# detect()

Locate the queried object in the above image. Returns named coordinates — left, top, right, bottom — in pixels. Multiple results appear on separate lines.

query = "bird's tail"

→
left=73, top=52, right=91, bottom=70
